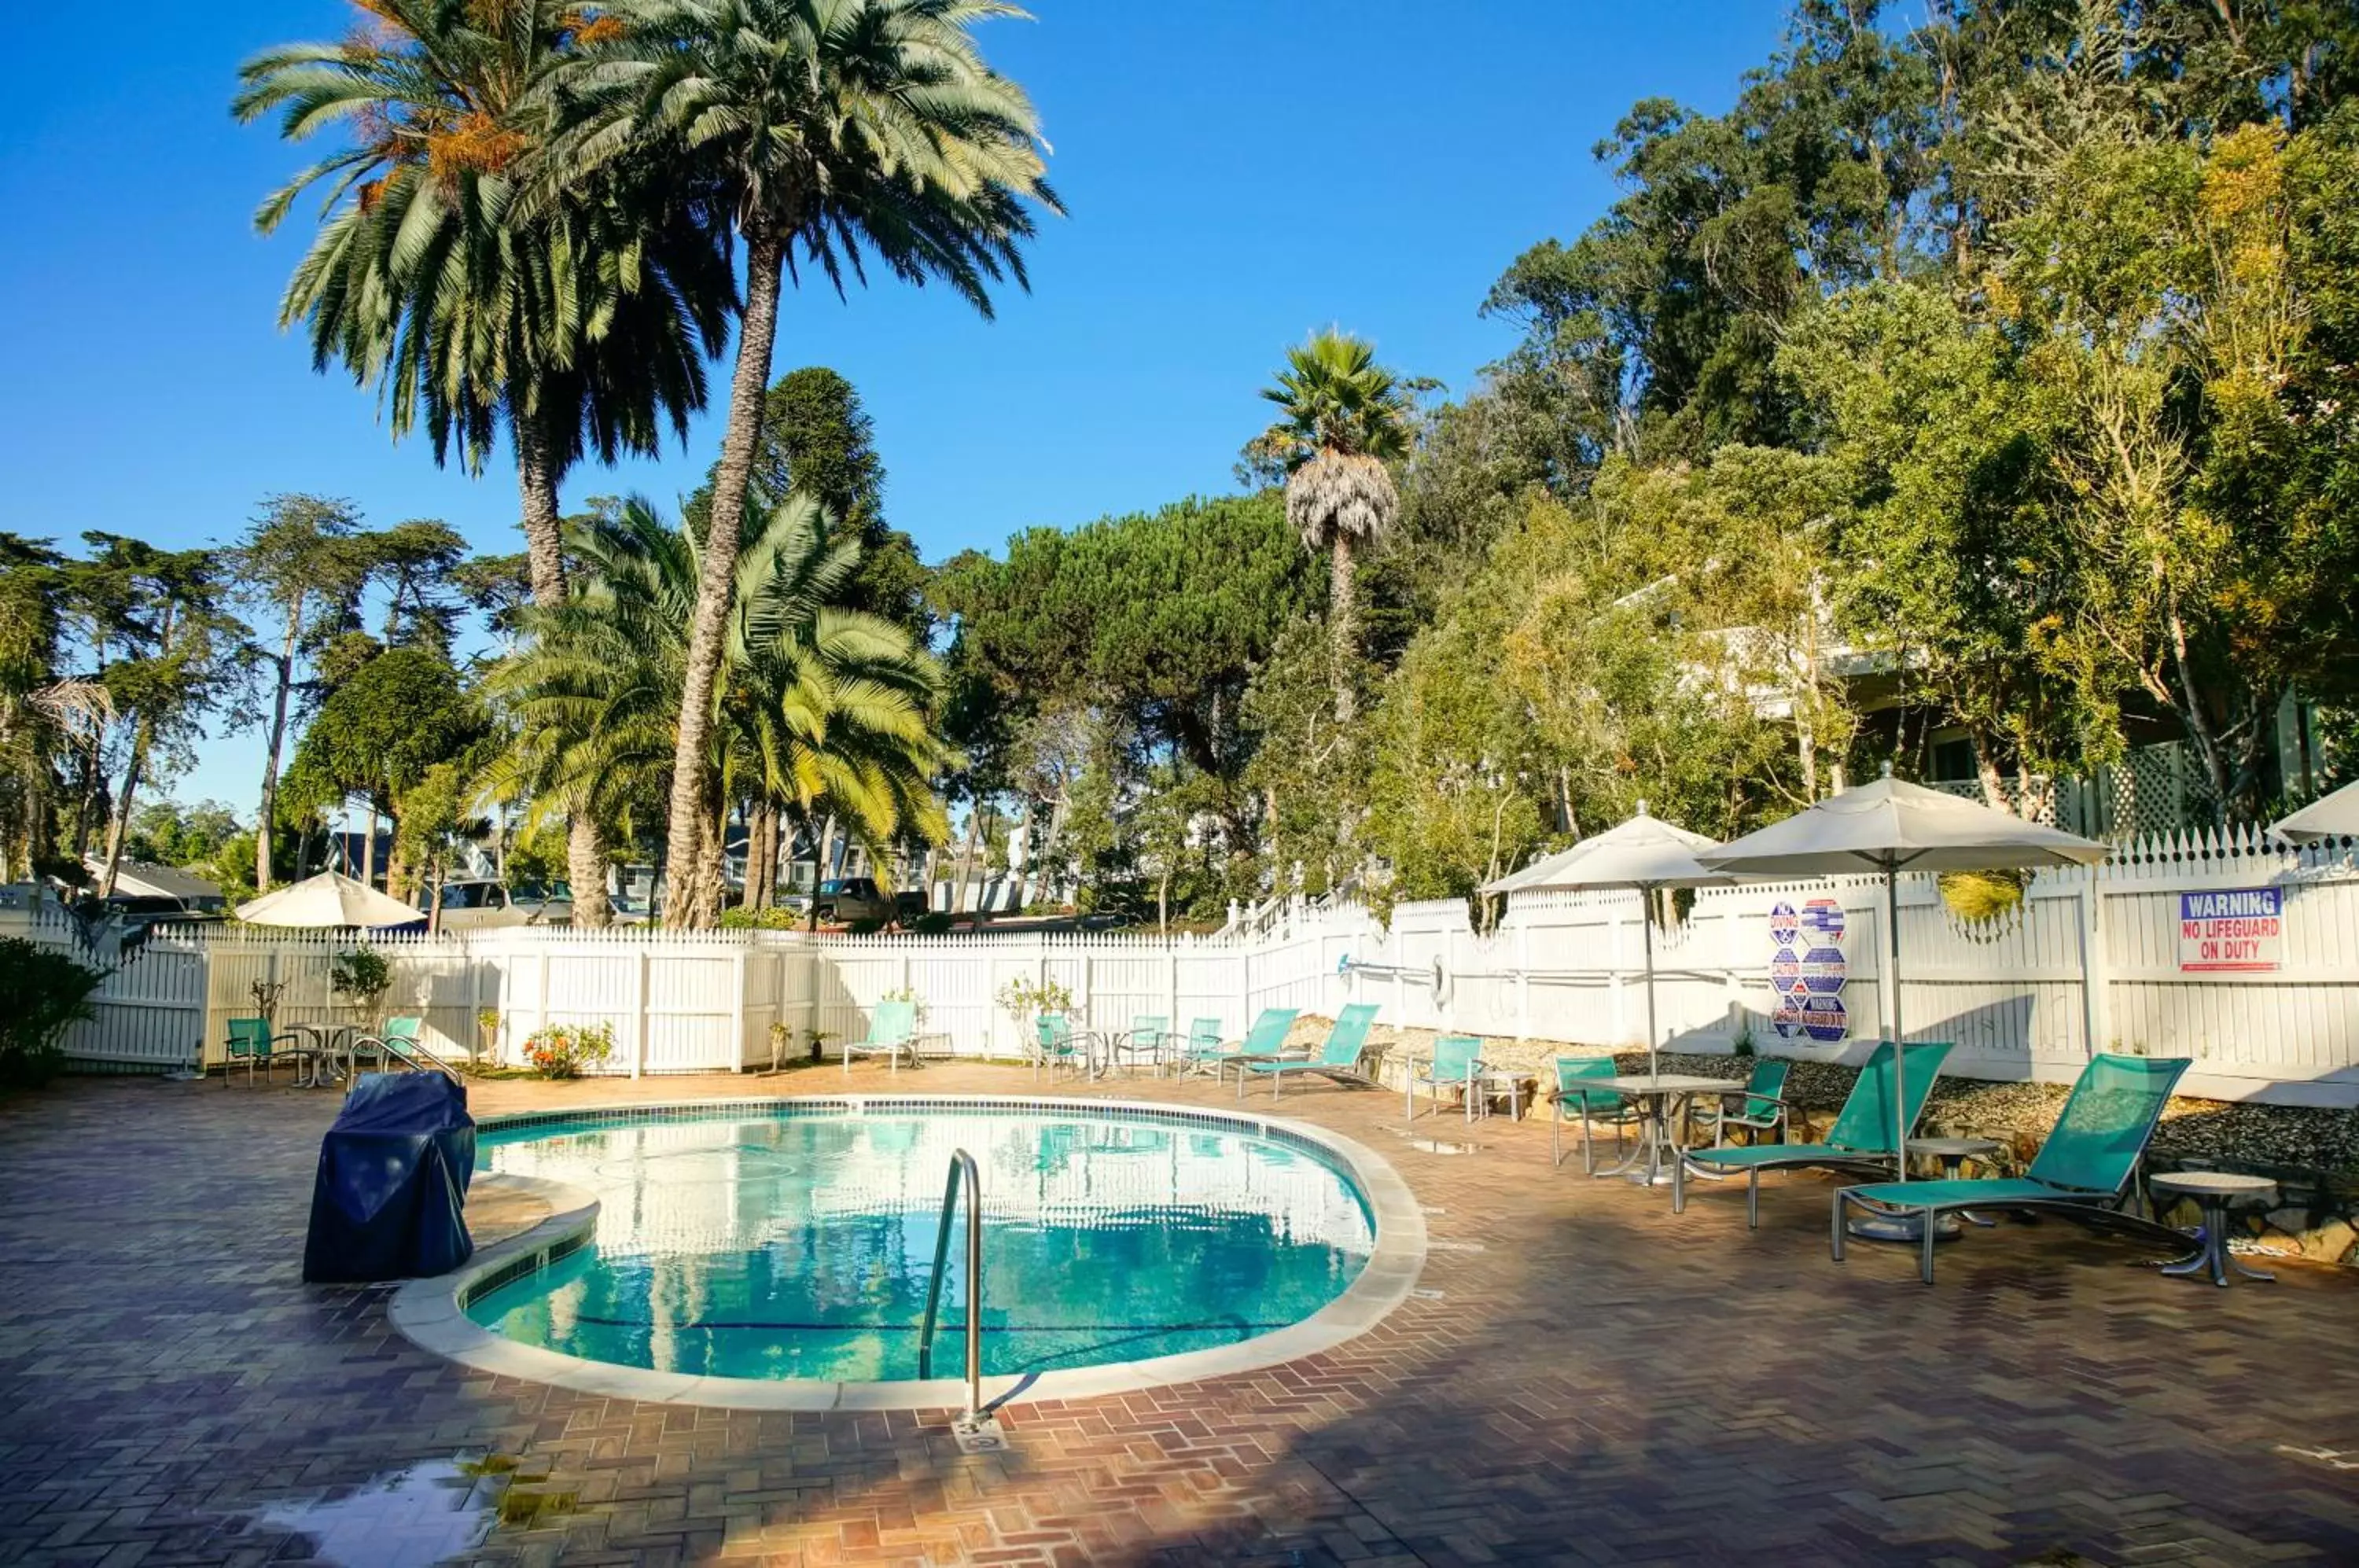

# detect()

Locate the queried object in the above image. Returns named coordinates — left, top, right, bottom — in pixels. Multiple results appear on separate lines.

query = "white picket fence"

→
left=14, top=825, right=2357, bottom=1106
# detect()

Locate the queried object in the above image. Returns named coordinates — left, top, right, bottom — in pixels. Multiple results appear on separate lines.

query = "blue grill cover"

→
left=303, top=1072, right=476, bottom=1282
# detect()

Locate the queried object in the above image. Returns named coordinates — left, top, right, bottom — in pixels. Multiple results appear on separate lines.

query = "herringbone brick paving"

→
left=2, top=1066, right=2353, bottom=1567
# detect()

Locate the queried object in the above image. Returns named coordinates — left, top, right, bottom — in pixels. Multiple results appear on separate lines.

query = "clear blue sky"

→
left=0, top=0, right=1788, bottom=816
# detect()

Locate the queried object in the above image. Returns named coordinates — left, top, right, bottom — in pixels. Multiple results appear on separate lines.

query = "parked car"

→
left=811, top=876, right=896, bottom=925
left=508, top=878, right=574, bottom=926
left=421, top=878, right=560, bottom=931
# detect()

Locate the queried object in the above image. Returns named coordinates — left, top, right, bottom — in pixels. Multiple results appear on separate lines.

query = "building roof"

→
left=84, top=859, right=223, bottom=904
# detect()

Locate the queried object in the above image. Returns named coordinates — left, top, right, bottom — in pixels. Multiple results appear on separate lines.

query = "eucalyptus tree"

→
left=544, top=0, right=1057, bottom=924
left=1255, top=330, right=1417, bottom=723
left=237, top=0, right=731, bottom=920
left=488, top=492, right=951, bottom=926
left=235, top=495, right=373, bottom=893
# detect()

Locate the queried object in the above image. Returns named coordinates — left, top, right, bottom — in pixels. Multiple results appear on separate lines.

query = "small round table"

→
left=1909, top=1136, right=2006, bottom=1228
left=2153, top=1171, right=2278, bottom=1287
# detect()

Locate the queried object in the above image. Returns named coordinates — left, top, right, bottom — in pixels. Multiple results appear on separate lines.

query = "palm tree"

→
left=487, top=493, right=951, bottom=926
left=236, top=0, right=732, bottom=922
left=1257, top=330, right=1417, bottom=723
left=543, top=0, right=1058, bottom=925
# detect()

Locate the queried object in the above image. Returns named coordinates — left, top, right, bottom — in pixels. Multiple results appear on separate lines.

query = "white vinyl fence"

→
left=14, top=826, right=2356, bottom=1105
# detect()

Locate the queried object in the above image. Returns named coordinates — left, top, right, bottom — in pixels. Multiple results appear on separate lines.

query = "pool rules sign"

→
left=2178, top=888, right=2284, bottom=973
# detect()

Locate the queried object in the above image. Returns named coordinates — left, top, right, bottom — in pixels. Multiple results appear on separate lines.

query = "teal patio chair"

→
left=1107, top=1014, right=1170, bottom=1077
left=1834, top=1053, right=2194, bottom=1284
left=1405, top=1033, right=1488, bottom=1124
left=1686, top=1041, right=1955, bottom=1228
left=352, top=1014, right=420, bottom=1074
left=1173, top=1016, right=1225, bottom=1077
left=844, top=1000, right=919, bottom=1076
left=1196, top=1007, right=1301, bottom=1087
left=1032, top=1013, right=1095, bottom=1082
left=1551, top=1055, right=1644, bottom=1172
left=1242, top=1003, right=1382, bottom=1102
left=221, top=1017, right=315, bottom=1086
left=1691, top=1058, right=1791, bottom=1147
left=353, top=1016, right=464, bottom=1082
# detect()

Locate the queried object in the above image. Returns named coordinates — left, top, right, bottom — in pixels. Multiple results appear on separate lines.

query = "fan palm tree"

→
left=237, top=0, right=733, bottom=922
left=1257, top=330, right=1417, bottom=723
left=487, top=493, right=951, bottom=926
left=542, top=0, right=1057, bottom=924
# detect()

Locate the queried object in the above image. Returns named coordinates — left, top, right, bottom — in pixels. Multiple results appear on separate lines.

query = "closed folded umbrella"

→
left=1698, top=768, right=2110, bottom=1181
left=1485, top=803, right=1736, bottom=1076
left=237, top=871, right=421, bottom=929
left=2272, top=779, right=2359, bottom=845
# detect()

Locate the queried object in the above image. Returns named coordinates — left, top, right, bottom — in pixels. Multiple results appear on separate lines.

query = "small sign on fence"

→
left=1769, top=897, right=1849, bottom=1042
left=2177, top=887, right=2284, bottom=973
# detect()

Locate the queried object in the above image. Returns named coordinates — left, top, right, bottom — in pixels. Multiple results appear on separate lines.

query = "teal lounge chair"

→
left=1686, top=1041, right=1955, bottom=1228
left=1834, top=1053, right=2193, bottom=1284
left=1550, top=1055, right=1645, bottom=1172
left=221, top=1017, right=315, bottom=1086
left=1241, top=1003, right=1381, bottom=1101
left=844, top=1000, right=919, bottom=1076
left=1196, top=1007, right=1301, bottom=1085
left=1691, top=1058, right=1791, bottom=1147
left=1405, top=1034, right=1488, bottom=1124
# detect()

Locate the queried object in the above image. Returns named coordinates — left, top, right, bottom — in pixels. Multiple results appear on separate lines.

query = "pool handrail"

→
left=916, top=1147, right=984, bottom=1417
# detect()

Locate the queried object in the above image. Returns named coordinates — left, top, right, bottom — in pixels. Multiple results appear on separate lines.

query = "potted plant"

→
left=474, top=1008, right=502, bottom=1071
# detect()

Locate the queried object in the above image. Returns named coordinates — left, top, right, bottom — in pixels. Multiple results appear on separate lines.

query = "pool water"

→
left=469, top=1106, right=1377, bottom=1382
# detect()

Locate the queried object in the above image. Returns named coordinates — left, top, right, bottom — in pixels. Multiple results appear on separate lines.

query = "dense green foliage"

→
left=0, top=937, right=105, bottom=1087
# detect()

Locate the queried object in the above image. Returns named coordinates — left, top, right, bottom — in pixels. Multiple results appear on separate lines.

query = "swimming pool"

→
left=456, top=1100, right=1393, bottom=1389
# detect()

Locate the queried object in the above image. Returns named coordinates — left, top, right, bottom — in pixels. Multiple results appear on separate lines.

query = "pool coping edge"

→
left=388, top=1093, right=1427, bottom=1413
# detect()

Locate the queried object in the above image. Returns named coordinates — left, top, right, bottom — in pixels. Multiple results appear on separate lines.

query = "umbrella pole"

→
left=1886, top=863, right=1906, bottom=1184
left=1642, top=890, right=1660, bottom=1080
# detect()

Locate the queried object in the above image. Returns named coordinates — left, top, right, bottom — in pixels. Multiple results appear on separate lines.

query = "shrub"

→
left=521, top=1021, right=615, bottom=1079
left=909, top=912, right=955, bottom=935
left=996, top=976, right=1073, bottom=1028
left=0, top=938, right=105, bottom=1088
left=329, top=946, right=393, bottom=1019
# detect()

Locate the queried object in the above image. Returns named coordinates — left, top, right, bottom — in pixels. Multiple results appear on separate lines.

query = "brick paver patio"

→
left=2, top=1066, right=2355, bottom=1567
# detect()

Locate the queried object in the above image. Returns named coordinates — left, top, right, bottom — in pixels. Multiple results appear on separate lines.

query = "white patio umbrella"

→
left=1483, top=802, right=1736, bottom=1077
left=2271, top=778, right=2359, bottom=844
left=1698, top=768, right=2111, bottom=1181
left=235, top=870, right=420, bottom=929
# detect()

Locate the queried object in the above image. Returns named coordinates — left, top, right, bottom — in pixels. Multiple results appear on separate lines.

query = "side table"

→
left=1908, top=1136, right=2005, bottom=1228
left=2153, top=1171, right=2277, bottom=1287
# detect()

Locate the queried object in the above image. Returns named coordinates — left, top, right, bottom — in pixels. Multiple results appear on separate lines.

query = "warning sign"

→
left=1769, top=897, right=1849, bottom=1042
left=2177, top=888, right=2284, bottom=973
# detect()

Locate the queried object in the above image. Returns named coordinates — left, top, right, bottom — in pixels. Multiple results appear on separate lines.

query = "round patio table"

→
left=289, top=1022, right=357, bottom=1088
left=1595, top=1074, right=1737, bottom=1211
left=1908, top=1136, right=2006, bottom=1229
left=2154, top=1171, right=2278, bottom=1287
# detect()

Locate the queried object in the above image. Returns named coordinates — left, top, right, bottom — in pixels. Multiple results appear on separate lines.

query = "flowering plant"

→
left=522, top=1021, right=615, bottom=1080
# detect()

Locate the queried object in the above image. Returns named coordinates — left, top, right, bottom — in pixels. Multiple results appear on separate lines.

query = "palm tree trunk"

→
left=740, top=801, right=774, bottom=911
left=1329, top=532, right=1357, bottom=724
left=664, top=232, right=787, bottom=928
left=518, top=420, right=613, bottom=930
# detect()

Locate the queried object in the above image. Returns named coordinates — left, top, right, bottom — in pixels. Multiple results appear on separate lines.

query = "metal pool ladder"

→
left=917, top=1148, right=984, bottom=1422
